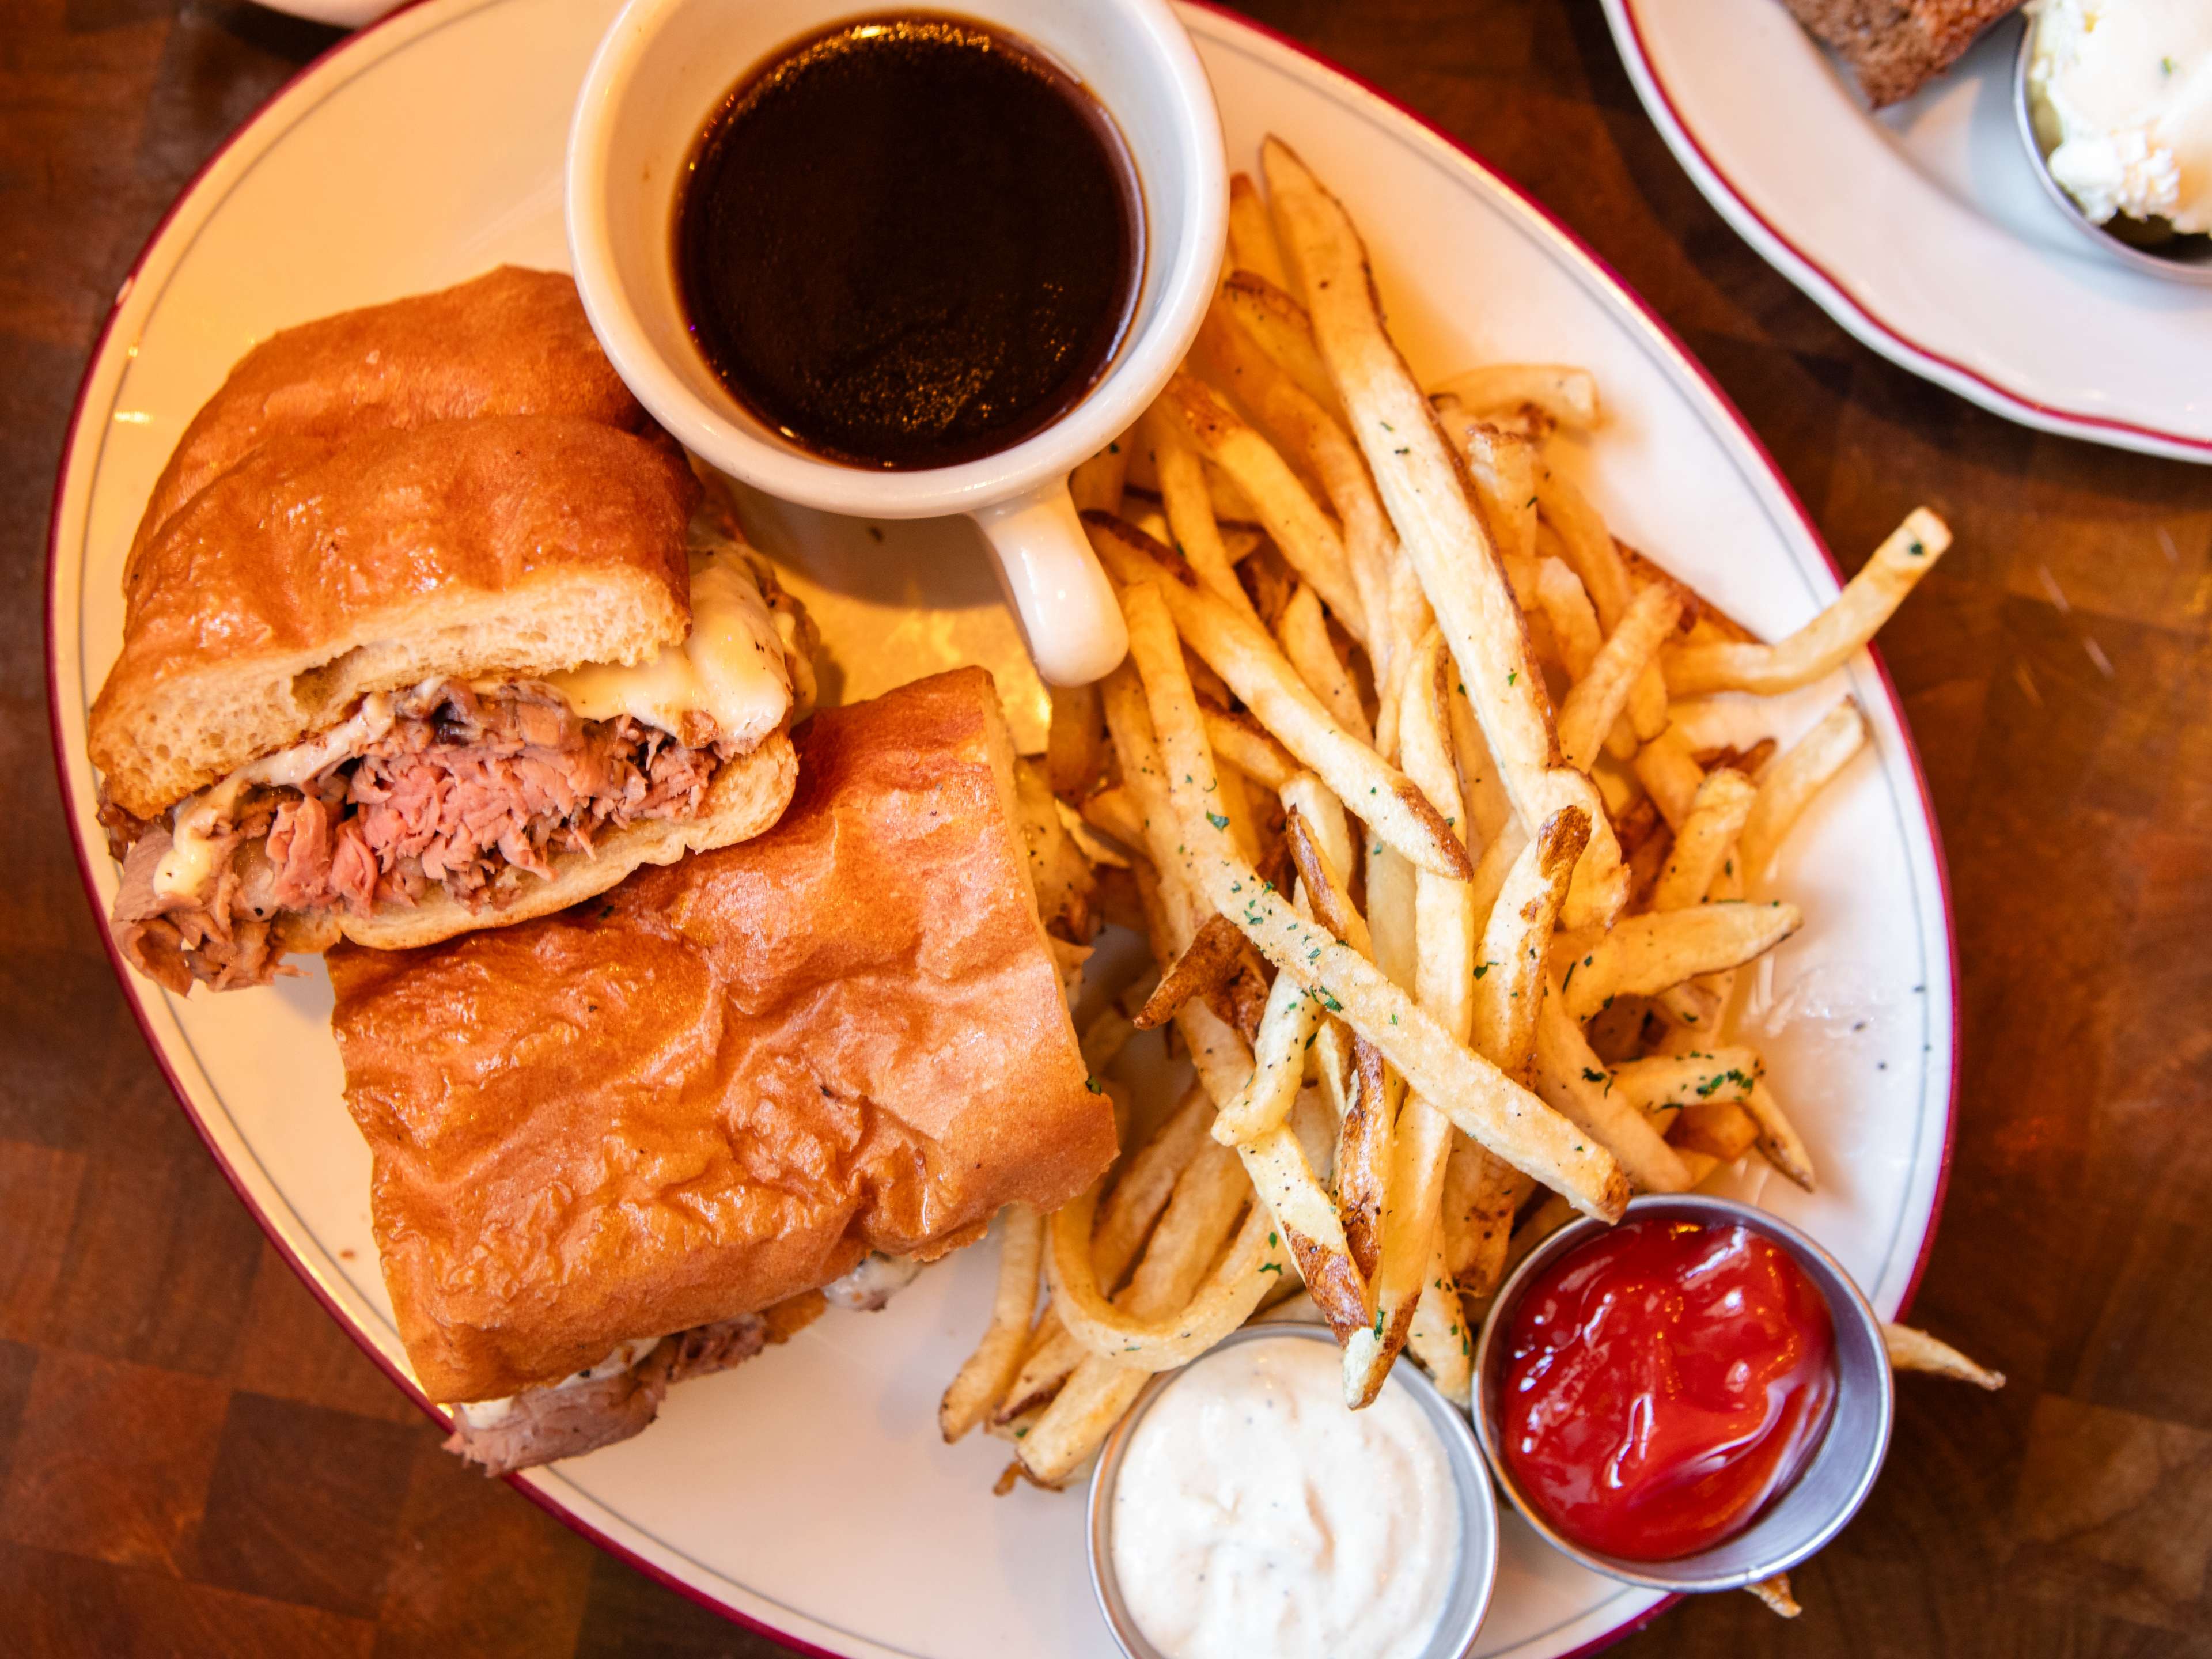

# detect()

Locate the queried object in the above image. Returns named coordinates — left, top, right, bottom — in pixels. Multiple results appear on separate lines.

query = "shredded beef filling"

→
left=109, top=679, right=737, bottom=993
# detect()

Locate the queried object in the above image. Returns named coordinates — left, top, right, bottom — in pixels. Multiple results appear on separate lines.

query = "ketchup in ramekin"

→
left=1497, top=1218, right=1838, bottom=1563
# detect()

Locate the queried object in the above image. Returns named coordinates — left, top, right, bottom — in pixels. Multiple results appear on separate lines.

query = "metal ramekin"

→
left=1470, top=1194, right=1893, bottom=1595
left=1087, top=1323, right=1500, bottom=1658
left=2013, top=13, right=2212, bottom=285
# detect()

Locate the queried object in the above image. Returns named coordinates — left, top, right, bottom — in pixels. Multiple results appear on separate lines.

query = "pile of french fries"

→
left=941, top=139, right=1963, bottom=1527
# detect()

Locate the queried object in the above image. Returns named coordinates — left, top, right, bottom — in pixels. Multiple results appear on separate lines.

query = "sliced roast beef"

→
left=107, top=680, right=737, bottom=992
left=442, top=1346, right=676, bottom=1477
left=444, top=1311, right=783, bottom=1477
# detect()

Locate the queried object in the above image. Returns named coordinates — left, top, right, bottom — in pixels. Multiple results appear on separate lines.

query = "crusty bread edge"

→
left=333, top=729, right=797, bottom=951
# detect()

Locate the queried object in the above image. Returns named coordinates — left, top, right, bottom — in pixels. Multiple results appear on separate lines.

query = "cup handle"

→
left=968, top=484, right=1128, bottom=687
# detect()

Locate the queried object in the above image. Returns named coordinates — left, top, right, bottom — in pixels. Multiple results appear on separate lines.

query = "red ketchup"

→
left=1498, top=1219, right=1837, bottom=1562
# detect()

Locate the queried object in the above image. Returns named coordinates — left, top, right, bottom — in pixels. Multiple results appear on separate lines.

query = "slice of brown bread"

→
left=1780, top=0, right=2021, bottom=108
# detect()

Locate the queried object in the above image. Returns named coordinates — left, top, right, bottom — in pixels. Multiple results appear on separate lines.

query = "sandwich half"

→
left=327, top=668, right=1116, bottom=1474
left=88, top=268, right=812, bottom=993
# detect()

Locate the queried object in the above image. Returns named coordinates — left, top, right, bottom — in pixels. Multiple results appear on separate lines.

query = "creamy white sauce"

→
left=821, top=1252, right=923, bottom=1312
left=1111, top=1338, right=1459, bottom=1659
left=548, top=546, right=792, bottom=744
left=452, top=1335, right=664, bottom=1429
left=2031, top=0, right=2212, bottom=230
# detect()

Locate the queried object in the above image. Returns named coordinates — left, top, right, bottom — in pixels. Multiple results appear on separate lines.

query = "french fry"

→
left=1556, top=582, right=1684, bottom=772
left=1277, top=582, right=1372, bottom=741
left=1535, top=466, right=1633, bottom=635
left=1160, top=372, right=1367, bottom=638
left=1471, top=809, right=1589, bottom=1084
left=1738, top=699, right=1870, bottom=881
left=1194, top=298, right=1425, bottom=684
left=1122, top=579, right=1630, bottom=1219
left=1671, top=1097, right=1761, bottom=1161
left=1236, top=1100, right=1370, bottom=1340
left=1262, top=138, right=1626, bottom=930
left=1650, top=767, right=1757, bottom=911
left=1558, top=901, right=1803, bottom=1023
left=1447, top=683, right=1516, bottom=853
left=1346, top=638, right=1472, bottom=1405
left=1078, top=785, right=1149, bottom=859
left=1534, top=557, right=1604, bottom=679
left=1131, top=912, right=1262, bottom=1033
left=1532, top=984, right=1694, bottom=1192
left=1090, top=513, right=1472, bottom=881
left=1228, top=171, right=1291, bottom=290
left=1203, top=705, right=1297, bottom=790
left=1078, top=1005, right=1135, bottom=1079
left=1652, top=852, right=1744, bottom=1033
left=1746, top=1573, right=1802, bottom=1619
left=1218, top=270, right=1340, bottom=416
left=1440, top=407, right=1541, bottom=574
left=1634, top=722, right=1707, bottom=832
left=1744, top=1081, right=1816, bottom=1191
left=1283, top=809, right=1392, bottom=1285
left=1139, top=398, right=1257, bottom=623
left=1433, top=363, right=1600, bottom=430
left=1212, top=964, right=1323, bottom=1145
left=1099, top=664, right=1202, bottom=956
left=1884, top=1323, right=2006, bottom=1390
left=1406, top=1238, right=1474, bottom=1404
left=1664, top=510, right=1950, bottom=696
left=1048, top=1137, right=1285, bottom=1373
left=1446, top=1141, right=1530, bottom=1298
left=940, top=1206, right=1044, bottom=1441
left=1044, top=682, right=1103, bottom=800
left=1069, top=434, right=1132, bottom=516
left=1610, top=1049, right=1763, bottom=1114
left=1537, top=466, right=1668, bottom=748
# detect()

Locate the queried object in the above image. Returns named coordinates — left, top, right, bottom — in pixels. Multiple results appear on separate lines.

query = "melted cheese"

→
left=147, top=551, right=792, bottom=904
left=547, top=548, right=793, bottom=745
left=152, top=694, right=397, bottom=901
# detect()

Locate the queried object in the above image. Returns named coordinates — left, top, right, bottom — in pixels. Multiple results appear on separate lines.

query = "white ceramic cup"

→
left=567, top=0, right=1227, bottom=685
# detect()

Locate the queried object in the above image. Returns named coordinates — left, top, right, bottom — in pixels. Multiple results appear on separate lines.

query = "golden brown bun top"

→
left=328, top=668, right=1117, bottom=1403
left=127, top=266, right=645, bottom=577
left=88, top=416, right=700, bottom=818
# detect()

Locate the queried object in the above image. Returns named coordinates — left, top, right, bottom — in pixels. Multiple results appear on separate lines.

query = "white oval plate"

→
left=1605, top=0, right=2212, bottom=463
left=46, top=2, right=1956, bottom=1653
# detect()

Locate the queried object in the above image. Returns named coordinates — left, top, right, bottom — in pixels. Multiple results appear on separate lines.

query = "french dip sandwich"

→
left=328, top=669, right=1115, bottom=1474
left=88, top=267, right=813, bottom=992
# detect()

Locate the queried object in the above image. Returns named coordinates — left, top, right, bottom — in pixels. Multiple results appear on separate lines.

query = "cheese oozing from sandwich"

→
left=546, top=547, right=793, bottom=747
left=145, top=546, right=795, bottom=906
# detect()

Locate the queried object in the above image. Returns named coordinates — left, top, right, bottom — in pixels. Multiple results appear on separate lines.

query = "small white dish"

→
left=1605, top=0, right=2212, bottom=462
left=1088, top=1323, right=1500, bottom=1659
left=567, top=0, right=1228, bottom=685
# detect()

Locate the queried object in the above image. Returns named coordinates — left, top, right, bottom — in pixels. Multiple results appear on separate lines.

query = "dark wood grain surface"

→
left=6, top=0, right=2209, bottom=1653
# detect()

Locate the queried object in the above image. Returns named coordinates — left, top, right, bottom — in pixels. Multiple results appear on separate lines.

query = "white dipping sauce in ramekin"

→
left=1109, top=1336, right=1460, bottom=1659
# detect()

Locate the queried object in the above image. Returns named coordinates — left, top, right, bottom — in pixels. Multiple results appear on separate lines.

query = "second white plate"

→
left=1607, top=0, right=2212, bottom=461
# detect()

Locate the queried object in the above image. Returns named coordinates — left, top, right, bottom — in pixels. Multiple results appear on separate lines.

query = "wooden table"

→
left=6, top=1, right=2208, bottom=1653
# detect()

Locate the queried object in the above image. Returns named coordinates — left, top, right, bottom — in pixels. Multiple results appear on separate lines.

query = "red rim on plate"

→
left=44, top=3, right=1957, bottom=1654
left=1606, top=0, right=2212, bottom=461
